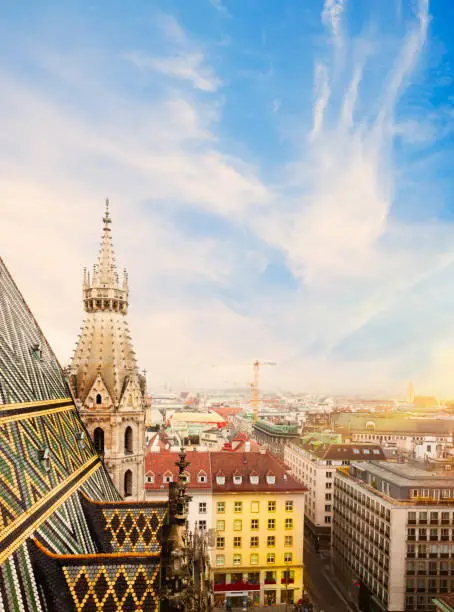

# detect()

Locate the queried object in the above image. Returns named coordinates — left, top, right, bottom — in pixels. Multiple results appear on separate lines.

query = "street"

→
left=303, top=536, right=354, bottom=612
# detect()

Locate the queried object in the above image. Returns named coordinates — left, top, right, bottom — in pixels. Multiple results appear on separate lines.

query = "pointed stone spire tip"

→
left=103, top=198, right=112, bottom=229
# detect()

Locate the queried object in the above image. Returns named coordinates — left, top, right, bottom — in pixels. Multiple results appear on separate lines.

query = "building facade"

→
left=144, top=448, right=214, bottom=534
left=252, top=419, right=299, bottom=458
left=285, top=440, right=386, bottom=543
left=68, top=202, right=146, bottom=499
left=210, top=451, right=306, bottom=608
left=333, top=460, right=454, bottom=612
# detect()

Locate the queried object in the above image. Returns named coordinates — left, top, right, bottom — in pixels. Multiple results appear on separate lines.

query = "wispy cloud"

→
left=126, top=51, right=222, bottom=92
left=309, top=62, right=330, bottom=141
left=209, top=0, right=230, bottom=18
left=322, top=0, right=346, bottom=40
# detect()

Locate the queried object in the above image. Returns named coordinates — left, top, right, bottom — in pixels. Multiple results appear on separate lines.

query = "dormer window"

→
left=233, top=474, right=242, bottom=485
left=198, top=471, right=207, bottom=483
left=163, top=471, right=173, bottom=484
left=250, top=472, right=259, bottom=485
left=145, top=472, right=155, bottom=484
left=183, top=471, right=190, bottom=483
left=266, top=473, right=276, bottom=485
left=216, top=473, right=225, bottom=485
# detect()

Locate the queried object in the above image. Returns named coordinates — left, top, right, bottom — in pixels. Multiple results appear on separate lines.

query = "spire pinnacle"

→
left=103, top=198, right=111, bottom=229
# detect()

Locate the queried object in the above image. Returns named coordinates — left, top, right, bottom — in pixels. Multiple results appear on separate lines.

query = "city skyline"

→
left=3, top=0, right=454, bottom=395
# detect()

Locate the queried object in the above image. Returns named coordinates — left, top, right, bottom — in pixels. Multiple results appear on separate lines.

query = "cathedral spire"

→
left=82, top=201, right=128, bottom=315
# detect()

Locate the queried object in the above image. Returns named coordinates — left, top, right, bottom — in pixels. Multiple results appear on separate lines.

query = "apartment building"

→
left=285, top=438, right=385, bottom=543
left=210, top=451, right=306, bottom=608
left=144, top=448, right=213, bottom=533
left=333, top=460, right=454, bottom=612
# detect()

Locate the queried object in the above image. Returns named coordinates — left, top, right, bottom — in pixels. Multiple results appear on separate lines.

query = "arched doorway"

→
left=93, top=427, right=104, bottom=454
left=124, top=469, right=133, bottom=497
left=124, top=426, right=133, bottom=454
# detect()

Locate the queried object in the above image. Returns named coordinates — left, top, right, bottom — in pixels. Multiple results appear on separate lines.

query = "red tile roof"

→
left=145, top=450, right=211, bottom=490
left=210, top=451, right=307, bottom=493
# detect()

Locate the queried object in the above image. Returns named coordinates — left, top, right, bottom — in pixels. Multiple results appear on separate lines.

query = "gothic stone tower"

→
left=68, top=201, right=145, bottom=500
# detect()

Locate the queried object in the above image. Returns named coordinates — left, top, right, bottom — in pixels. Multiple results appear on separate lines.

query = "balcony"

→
left=281, top=578, right=295, bottom=585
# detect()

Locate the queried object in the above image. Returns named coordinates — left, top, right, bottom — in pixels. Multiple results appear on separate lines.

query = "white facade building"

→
left=333, top=461, right=454, bottom=612
left=285, top=440, right=386, bottom=542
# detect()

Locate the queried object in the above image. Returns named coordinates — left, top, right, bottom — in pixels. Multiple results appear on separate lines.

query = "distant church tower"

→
left=68, top=200, right=145, bottom=500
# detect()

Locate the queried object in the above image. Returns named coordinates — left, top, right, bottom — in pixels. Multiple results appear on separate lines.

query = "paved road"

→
left=303, top=536, right=354, bottom=612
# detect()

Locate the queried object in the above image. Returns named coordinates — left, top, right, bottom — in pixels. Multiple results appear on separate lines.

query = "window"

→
left=216, top=537, right=225, bottom=549
left=234, top=501, right=243, bottom=513
left=250, top=474, right=259, bottom=485
left=198, top=520, right=207, bottom=530
left=93, top=427, right=104, bottom=454
left=216, top=475, right=225, bottom=485
left=266, top=474, right=276, bottom=485
left=267, top=536, right=275, bottom=547
left=268, top=519, right=276, bottom=530
left=216, top=520, right=225, bottom=531
left=325, top=493, right=332, bottom=501
left=285, top=500, right=293, bottom=512
left=233, top=519, right=242, bottom=531
left=198, top=471, right=207, bottom=483
left=285, top=518, right=293, bottom=530
left=285, top=535, right=293, bottom=547
left=325, top=516, right=331, bottom=524
left=124, top=470, right=133, bottom=497
left=233, top=554, right=241, bottom=567
left=267, top=553, right=275, bottom=564
left=284, top=552, right=293, bottom=563
left=163, top=472, right=173, bottom=484
left=251, top=519, right=259, bottom=530
left=326, top=472, right=332, bottom=478
left=325, top=504, right=332, bottom=512
left=216, top=555, right=225, bottom=566
left=250, top=536, right=259, bottom=548
left=233, top=474, right=242, bottom=485
left=145, top=473, right=154, bottom=483
left=124, top=426, right=133, bottom=454
left=268, top=501, right=276, bottom=512
left=251, top=501, right=260, bottom=513
left=250, top=553, right=258, bottom=565
left=233, top=537, right=242, bottom=548
left=96, top=393, right=102, bottom=405
left=326, top=482, right=332, bottom=489
left=217, top=502, right=225, bottom=513
left=199, top=502, right=207, bottom=514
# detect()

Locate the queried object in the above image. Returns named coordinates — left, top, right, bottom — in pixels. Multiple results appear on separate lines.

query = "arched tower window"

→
left=96, top=393, right=102, bottom=405
left=93, top=427, right=104, bottom=454
left=124, top=470, right=133, bottom=497
left=124, top=426, right=133, bottom=454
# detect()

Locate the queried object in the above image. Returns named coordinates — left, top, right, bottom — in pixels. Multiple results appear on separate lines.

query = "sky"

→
left=2, top=0, right=454, bottom=397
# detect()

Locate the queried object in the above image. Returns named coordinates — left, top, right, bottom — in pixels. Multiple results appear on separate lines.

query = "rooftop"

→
left=210, top=451, right=306, bottom=493
left=254, top=419, right=299, bottom=435
left=350, top=460, right=454, bottom=487
left=145, top=450, right=211, bottom=490
left=296, top=442, right=386, bottom=461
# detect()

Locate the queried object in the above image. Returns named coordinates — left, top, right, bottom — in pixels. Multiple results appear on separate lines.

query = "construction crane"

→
left=251, top=360, right=276, bottom=424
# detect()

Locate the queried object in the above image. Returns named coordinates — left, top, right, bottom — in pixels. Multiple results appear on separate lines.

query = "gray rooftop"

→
left=351, top=460, right=454, bottom=488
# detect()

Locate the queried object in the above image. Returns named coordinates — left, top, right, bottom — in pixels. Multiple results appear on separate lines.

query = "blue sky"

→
left=2, top=0, right=454, bottom=396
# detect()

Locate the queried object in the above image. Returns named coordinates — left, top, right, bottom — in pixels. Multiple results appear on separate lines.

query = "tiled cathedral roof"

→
left=0, top=257, right=166, bottom=611
left=0, top=257, right=68, bottom=404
